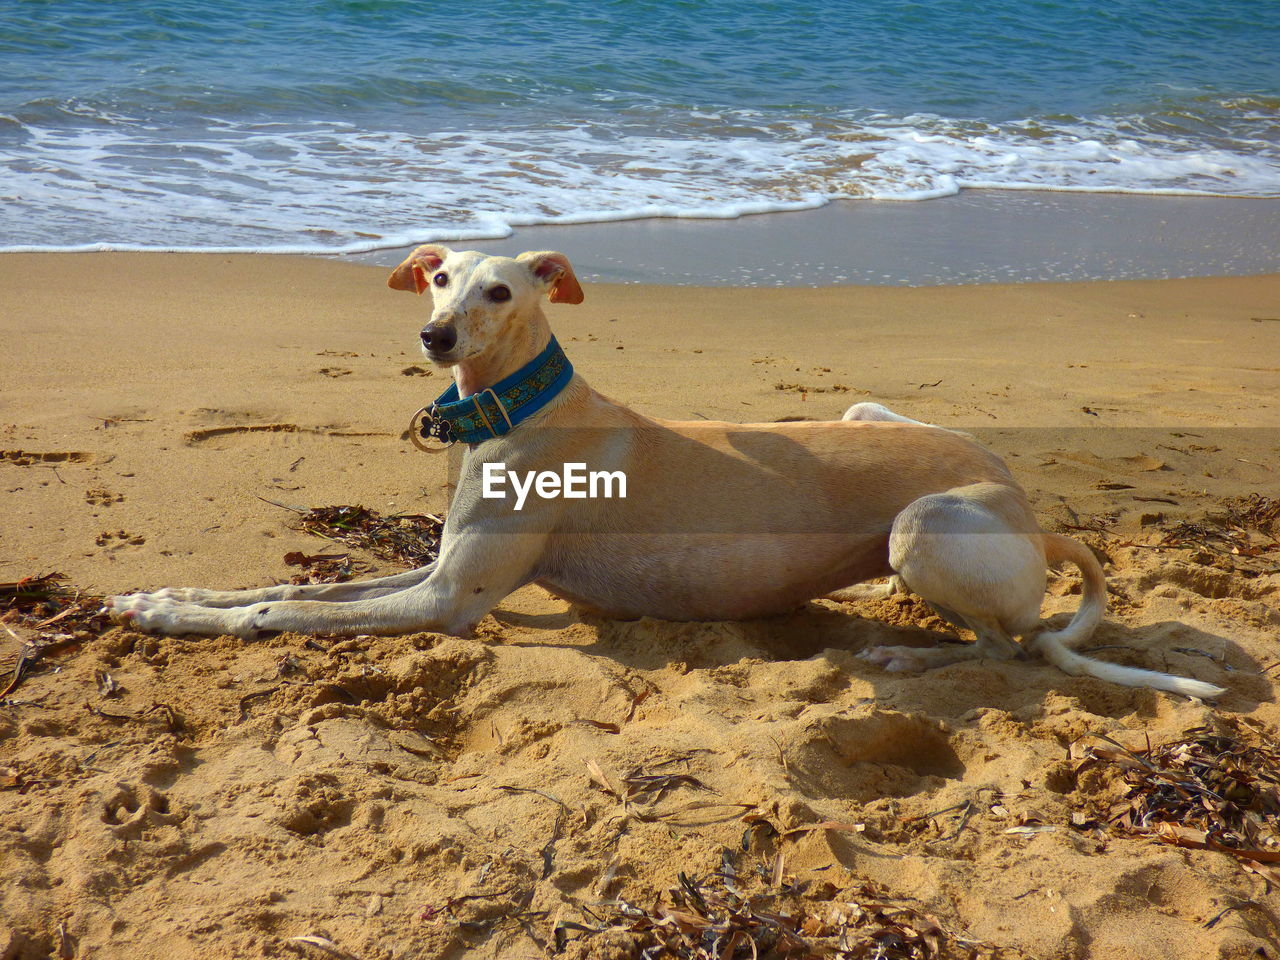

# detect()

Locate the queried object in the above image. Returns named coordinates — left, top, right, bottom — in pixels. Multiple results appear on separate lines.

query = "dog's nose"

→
left=420, top=324, right=457, bottom=354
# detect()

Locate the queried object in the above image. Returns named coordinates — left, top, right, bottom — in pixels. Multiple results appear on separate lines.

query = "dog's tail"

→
left=1029, top=534, right=1225, bottom=699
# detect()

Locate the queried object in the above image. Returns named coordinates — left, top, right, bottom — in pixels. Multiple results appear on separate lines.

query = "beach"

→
left=2, top=251, right=1279, bottom=958
left=3, top=2, right=1280, bottom=955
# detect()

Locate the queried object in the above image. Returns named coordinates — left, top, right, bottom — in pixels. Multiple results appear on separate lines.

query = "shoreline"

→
left=343, top=190, right=1280, bottom=286
left=6, top=189, right=1277, bottom=288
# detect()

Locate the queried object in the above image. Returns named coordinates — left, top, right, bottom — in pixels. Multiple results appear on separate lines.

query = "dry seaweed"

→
left=2, top=574, right=109, bottom=698
left=583, top=760, right=756, bottom=829
left=282, top=550, right=370, bottom=584
left=1228, top=493, right=1280, bottom=536
left=1, top=574, right=109, bottom=634
left=1149, top=494, right=1280, bottom=574
left=1073, top=724, right=1280, bottom=877
left=622, top=766, right=712, bottom=806
left=562, top=857, right=1017, bottom=959
left=0, top=573, right=69, bottom=603
left=296, top=505, right=443, bottom=568
left=419, top=883, right=546, bottom=939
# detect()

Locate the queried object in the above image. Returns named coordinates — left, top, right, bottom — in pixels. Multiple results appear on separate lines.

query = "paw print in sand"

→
left=85, top=487, right=124, bottom=506
left=96, top=529, right=146, bottom=547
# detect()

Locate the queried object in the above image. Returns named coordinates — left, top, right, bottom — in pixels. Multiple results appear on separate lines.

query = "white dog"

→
left=108, top=246, right=1224, bottom=699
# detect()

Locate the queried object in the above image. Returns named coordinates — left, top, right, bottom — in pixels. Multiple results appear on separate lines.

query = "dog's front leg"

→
left=111, top=530, right=544, bottom=640
left=110, top=563, right=439, bottom=610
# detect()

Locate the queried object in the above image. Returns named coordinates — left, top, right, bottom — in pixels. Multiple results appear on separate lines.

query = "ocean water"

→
left=1, top=0, right=1278, bottom=254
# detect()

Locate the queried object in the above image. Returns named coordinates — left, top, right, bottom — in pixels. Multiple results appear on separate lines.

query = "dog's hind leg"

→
left=859, top=615, right=1025, bottom=671
left=856, top=483, right=1046, bottom=670
left=826, top=577, right=971, bottom=632
left=855, top=484, right=1226, bottom=698
left=824, top=575, right=905, bottom=603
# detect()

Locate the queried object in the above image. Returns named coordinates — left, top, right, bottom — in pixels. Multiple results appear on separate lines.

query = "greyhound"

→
left=107, top=246, right=1224, bottom=699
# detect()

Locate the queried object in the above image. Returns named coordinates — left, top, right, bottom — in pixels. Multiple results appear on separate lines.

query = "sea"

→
left=1, top=0, right=1278, bottom=258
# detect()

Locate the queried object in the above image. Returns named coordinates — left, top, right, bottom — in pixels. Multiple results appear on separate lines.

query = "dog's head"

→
left=388, top=245, right=583, bottom=366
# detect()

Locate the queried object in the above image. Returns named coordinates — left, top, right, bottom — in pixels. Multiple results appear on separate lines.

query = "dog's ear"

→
left=517, top=251, right=584, bottom=305
left=388, top=244, right=451, bottom=295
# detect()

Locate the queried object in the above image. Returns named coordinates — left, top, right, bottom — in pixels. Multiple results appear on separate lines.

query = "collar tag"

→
left=408, top=405, right=455, bottom=453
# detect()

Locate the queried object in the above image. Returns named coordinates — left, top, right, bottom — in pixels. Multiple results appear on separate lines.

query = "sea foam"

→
left=2, top=106, right=1277, bottom=254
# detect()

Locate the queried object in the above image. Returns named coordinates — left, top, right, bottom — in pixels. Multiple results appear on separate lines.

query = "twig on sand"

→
left=237, top=685, right=284, bottom=722
left=1, top=635, right=80, bottom=700
left=257, top=496, right=308, bottom=514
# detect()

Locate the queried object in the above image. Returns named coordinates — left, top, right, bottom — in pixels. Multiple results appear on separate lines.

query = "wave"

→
left=1, top=105, right=1277, bottom=253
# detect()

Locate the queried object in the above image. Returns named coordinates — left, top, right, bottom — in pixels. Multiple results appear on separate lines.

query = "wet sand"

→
left=353, top=192, right=1280, bottom=286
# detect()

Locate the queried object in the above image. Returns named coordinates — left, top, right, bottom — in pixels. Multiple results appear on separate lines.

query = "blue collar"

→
left=412, top=337, right=573, bottom=447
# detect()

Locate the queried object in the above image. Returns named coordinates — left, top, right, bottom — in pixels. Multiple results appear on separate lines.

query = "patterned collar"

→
left=411, top=336, right=573, bottom=448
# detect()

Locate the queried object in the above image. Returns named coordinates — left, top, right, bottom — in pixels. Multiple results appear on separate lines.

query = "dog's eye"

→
left=488, top=285, right=511, bottom=302
left=432, top=272, right=448, bottom=287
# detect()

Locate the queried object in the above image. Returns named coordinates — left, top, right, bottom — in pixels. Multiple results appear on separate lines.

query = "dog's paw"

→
left=856, top=645, right=932, bottom=673
left=107, top=594, right=179, bottom=632
left=106, top=594, right=253, bottom=638
left=103, top=586, right=245, bottom=619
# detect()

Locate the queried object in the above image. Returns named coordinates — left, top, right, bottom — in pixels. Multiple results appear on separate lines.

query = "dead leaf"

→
left=95, top=669, right=121, bottom=698
left=585, top=758, right=617, bottom=798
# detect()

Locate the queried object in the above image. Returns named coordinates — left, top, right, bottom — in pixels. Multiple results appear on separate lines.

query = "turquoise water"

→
left=1, top=0, right=1277, bottom=251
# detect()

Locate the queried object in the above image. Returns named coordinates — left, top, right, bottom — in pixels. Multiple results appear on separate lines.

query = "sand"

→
left=1, top=253, right=1279, bottom=959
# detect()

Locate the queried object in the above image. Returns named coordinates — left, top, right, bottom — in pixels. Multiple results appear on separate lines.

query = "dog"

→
left=107, top=246, right=1224, bottom=699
